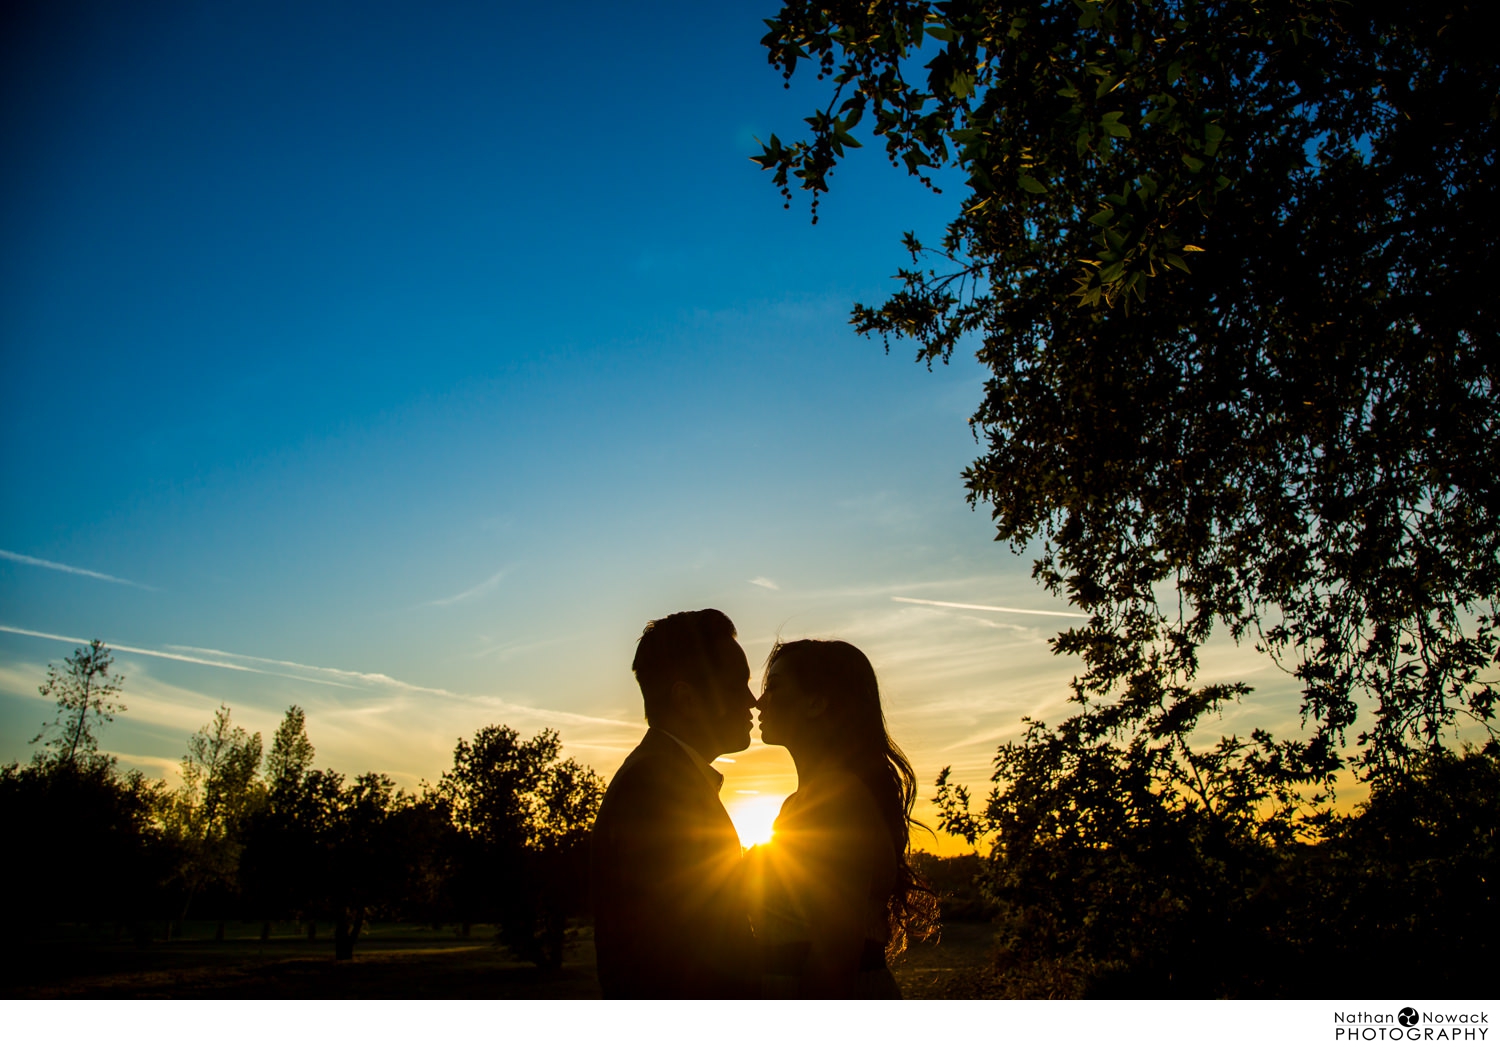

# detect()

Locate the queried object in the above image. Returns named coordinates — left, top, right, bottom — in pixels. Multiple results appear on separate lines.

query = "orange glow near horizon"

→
left=726, top=792, right=788, bottom=849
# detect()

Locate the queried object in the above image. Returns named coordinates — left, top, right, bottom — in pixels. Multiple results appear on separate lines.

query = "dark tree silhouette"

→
left=241, top=705, right=326, bottom=939
left=2, top=644, right=169, bottom=954
left=438, top=726, right=603, bottom=969
left=760, top=1, right=1498, bottom=996
left=936, top=737, right=1498, bottom=996
left=32, top=639, right=125, bottom=771
left=326, top=772, right=410, bottom=960
left=0, top=759, right=165, bottom=951
left=3, top=658, right=610, bottom=982
left=756, top=0, right=1498, bottom=774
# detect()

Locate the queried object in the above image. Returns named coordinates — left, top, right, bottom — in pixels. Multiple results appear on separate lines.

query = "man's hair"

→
left=632, top=609, right=738, bottom=724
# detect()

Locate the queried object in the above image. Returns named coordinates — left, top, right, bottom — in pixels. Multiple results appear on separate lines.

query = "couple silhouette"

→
left=591, top=609, right=935, bottom=998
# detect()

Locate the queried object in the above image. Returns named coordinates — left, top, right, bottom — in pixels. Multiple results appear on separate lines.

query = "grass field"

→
left=4, top=920, right=1000, bottom=999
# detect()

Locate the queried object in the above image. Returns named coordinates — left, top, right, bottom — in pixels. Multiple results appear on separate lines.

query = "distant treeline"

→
left=3, top=655, right=602, bottom=967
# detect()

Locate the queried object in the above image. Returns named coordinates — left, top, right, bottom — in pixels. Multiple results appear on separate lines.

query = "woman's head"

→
left=759, top=639, right=884, bottom=760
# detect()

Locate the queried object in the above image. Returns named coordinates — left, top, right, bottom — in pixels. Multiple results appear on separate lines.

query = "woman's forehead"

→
left=764, top=657, right=799, bottom=683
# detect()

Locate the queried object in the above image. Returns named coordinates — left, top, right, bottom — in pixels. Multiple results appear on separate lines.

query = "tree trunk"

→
left=307, top=919, right=317, bottom=941
left=334, top=910, right=355, bottom=961
left=260, top=920, right=271, bottom=942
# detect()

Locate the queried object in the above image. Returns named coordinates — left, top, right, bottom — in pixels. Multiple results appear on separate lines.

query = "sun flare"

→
left=727, top=793, right=787, bottom=849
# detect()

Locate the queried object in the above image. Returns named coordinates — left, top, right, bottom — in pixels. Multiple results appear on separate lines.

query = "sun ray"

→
left=726, top=793, right=787, bottom=849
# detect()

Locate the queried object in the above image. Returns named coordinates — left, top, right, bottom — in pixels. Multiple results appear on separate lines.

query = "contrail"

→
left=0, top=624, right=640, bottom=730
left=0, top=624, right=271, bottom=674
left=174, top=643, right=639, bottom=729
left=892, top=596, right=1087, bottom=618
left=0, top=549, right=153, bottom=589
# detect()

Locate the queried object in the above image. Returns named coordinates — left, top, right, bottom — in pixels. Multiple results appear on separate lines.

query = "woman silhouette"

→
left=748, top=639, right=937, bottom=997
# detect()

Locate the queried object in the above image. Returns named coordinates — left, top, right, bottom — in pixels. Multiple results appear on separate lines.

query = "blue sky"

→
left=0, top=0, right=1305, bottom=848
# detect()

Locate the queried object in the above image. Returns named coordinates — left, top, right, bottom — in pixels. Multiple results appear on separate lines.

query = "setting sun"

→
left=727, top=792, right=787, bottom=849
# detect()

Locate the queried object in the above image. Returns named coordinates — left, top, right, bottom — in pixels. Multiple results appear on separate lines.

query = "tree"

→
left=241, top=705, right=322, bottom=938
left=1, top=759, right=167, bottom=943
left=756, top=0, right=1497, bottom=774
left=438, top=725, right=604, bottom=968
left=325, top=771, right=411, bottom=960
left=934, top=718, right=1316, bottom=995
left=5, top=642, right=170, bottom=944
left=264, top=703, right=315, bottom=797
left=32, top=639, right=125, bottom=771
left=160, top=705, right=264, bottom=923
left=933, top=733, right=1498, bottom=996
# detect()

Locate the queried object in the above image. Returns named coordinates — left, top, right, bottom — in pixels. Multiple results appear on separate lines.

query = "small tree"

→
left=264, top=704, right=315, bottom=798
left=32, top=640, right=124, bottom=771
left=242, top=705, right=320, bottom=938
left=161, top=705, right=264, bottom=923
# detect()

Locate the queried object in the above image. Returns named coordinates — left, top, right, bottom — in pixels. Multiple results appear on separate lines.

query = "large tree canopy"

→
left=757, top=0, right=1498, bottom=774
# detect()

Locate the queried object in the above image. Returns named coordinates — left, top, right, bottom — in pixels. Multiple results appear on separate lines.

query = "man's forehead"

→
left=712, top=635, right=750, bottom=677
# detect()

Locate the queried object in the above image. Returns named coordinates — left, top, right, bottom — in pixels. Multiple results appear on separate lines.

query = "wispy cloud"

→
left=0, top=627, right=295, bottom=678
left=788, top=575, right=998, bottom=603
left=748, top=576, right=779, bottom=591
left=423, top=567, right=508, bottom=607
left=471, top=636, right=566, bottom=662
left=952, top=613, right=1044, bottom=635
left=892, top=596, right=1087, bottom=618
left=1, top=623, right=640, bottom=737
left=157, top=644, right=638, bottom=730
left=165, top=642, right=439, bottom=692
left=0, top=549, right=154, bottom=590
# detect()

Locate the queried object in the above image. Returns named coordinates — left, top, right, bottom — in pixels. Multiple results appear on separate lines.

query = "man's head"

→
left=632, top=609, right=754, bottom=759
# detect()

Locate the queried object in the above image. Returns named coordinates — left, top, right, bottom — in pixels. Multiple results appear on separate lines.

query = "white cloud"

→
left=1, top=625, right=349, bottom=686
left=471, top=636, right=567, bottom=662
left=156, top=641, right=639, bottom=731
left=0, top=549, right=153, bottom=589
left=422, top=567, right=508, bottom=607
left=748, top=576, right=779, bottom=590
left=892, top=595, right=1087, bottom=618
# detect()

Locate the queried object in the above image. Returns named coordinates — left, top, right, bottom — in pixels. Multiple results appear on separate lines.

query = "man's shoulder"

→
left=599, top=731, right=701, bottom=811
left=594, top=731, right=733, bottom=862
left=612, top=729, right=697, bottom=782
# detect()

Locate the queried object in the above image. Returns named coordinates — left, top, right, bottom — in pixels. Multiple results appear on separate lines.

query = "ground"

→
left=4, top=920, right=999, bottom=998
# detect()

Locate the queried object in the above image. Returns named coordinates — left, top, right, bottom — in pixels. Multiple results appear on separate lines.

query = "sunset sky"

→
left=0, top=0, right=1307, bottom=851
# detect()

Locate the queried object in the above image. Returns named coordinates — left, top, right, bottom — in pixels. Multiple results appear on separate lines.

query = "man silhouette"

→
left=591, top=609, right=757, bottom=997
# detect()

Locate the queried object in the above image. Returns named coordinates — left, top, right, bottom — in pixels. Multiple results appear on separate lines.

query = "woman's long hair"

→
left=764, top=639, right=939, bottom=954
